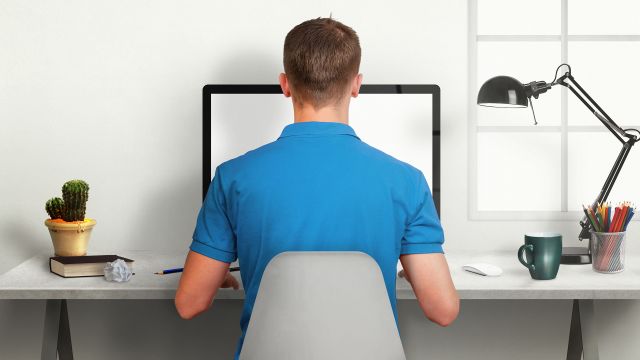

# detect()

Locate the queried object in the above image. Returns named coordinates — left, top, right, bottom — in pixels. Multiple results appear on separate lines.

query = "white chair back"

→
left=240, top=251, right=406, bottom=360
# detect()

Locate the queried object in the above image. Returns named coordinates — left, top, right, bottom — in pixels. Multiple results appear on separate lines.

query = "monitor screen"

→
left=203, top=84, right=440, bottom=214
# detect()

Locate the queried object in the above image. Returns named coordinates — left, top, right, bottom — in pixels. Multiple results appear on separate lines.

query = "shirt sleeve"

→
left=401, top=170, right=445, bottom=255
left=189, top=166, right=237, bottom=263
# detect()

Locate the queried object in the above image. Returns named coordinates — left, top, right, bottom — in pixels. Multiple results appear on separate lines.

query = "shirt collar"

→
left=278, top=121, right=360, bottom=140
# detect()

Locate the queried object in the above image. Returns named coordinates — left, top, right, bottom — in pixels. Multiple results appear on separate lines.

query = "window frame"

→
left=468, top=0, right=640, bottom=221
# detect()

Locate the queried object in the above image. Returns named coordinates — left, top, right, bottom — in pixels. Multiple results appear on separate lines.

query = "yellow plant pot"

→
left=44, top=218, right=96, bottom=256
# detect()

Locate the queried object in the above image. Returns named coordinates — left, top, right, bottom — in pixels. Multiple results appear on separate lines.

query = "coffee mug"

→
left=518, top=232, right=562, bottom=280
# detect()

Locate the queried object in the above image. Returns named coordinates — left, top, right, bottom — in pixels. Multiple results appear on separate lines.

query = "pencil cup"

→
left=590, top=231, right=626, bottom=273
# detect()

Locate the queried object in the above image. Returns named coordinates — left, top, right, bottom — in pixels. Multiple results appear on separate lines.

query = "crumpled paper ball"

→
left=104, top=258, right=133, bottom=282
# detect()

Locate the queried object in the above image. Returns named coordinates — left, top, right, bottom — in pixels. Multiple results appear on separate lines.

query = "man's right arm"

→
left=400, top=253, right=459, bottom=326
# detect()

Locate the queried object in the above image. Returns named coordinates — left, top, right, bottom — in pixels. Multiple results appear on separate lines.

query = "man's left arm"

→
left=175, top=250, right=239, bottom=320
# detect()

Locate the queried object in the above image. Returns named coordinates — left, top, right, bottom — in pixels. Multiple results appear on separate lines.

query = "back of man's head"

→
left=283, top=17, right=361, bottom=109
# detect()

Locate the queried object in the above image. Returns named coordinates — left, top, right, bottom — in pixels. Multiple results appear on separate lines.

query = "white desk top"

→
left=1, top=251, right=640, bottom=300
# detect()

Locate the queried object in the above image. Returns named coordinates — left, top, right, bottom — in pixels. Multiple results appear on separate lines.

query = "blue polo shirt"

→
left=190, top=121, right=444, bottom=359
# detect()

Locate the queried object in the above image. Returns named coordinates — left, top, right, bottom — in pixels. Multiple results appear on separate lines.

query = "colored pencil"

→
left=611, top=206, right=622, bottom=232
left=591, top=201, right=634, bottom=272
left=596, top=211, right=604, bottom=232
left=589, top=207, right=602, bottom=232
left=617, top=204, right=625, bottom=231
left=617, top=205, right=629, bottom=232
left=623, top=207, right=635, bottom=231
left=583, top=205, right=598, bottom=231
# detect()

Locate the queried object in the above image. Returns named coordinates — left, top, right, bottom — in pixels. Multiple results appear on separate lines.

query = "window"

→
left=469, top=0, right=640, bottom=220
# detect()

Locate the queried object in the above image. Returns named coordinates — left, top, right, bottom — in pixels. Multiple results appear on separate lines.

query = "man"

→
left=175, top=17, right=459, bottom=358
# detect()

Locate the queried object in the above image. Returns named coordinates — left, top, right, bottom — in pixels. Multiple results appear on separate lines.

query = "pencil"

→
left=618, top=204, right=629, bottom=232
left=623, top=207, right=635, bottom=231
left=588, top=207, right=602, bottom=232
left=583, top=205, right=599, bottom=231
left=610, top=206, right=622, bottom=233
left=596, top=211, right=604, bottom=232
left=154, top=266, right=240, bottom=275
left=617, top=205, right=624, bottom=232
left=618, top=202, right=630, bottom=232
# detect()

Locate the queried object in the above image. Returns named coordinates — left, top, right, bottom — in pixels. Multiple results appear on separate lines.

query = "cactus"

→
left=61, top=180, right=90, bottom=222
left=45, top=197, right=65, bottom=219
left=44, top=179, right=90, bottom=222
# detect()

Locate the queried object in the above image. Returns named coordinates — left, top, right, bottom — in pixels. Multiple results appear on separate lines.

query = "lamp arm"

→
left=578, top=140, right=635, bottom=240
left=552, top=73, right=639, bottom=240
left=557, top=74, right=630, bottom=143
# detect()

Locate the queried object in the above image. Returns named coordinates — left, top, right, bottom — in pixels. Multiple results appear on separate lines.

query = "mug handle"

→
left=518, top=244, right=536, bottom=272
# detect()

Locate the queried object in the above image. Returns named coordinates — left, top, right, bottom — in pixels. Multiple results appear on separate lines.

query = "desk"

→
left=1, top=251, right=639, bottom=360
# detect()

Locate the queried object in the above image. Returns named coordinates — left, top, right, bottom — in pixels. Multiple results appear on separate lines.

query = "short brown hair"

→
left=283, top=17, right=361, bottom=108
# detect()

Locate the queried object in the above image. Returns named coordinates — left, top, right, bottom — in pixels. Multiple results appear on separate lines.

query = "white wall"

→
left=1, top=0, right=637, bottom=359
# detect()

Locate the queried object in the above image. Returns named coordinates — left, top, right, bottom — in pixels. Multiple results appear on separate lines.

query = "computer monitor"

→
left=202, top=84, right=440, bottom=215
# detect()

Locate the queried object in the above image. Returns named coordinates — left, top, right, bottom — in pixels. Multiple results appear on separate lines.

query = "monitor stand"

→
left=561, top=246, right=591, bottom=264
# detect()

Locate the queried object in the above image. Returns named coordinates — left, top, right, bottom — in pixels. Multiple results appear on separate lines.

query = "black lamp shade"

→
left=477, top=76, right=528, bottom=108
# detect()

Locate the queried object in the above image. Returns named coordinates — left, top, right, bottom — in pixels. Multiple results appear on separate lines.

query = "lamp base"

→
left=561, top=246, right=591, bottom=265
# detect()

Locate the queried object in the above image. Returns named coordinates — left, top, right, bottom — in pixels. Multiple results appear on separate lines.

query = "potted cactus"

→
left=44, top=179, right=96, bottom=256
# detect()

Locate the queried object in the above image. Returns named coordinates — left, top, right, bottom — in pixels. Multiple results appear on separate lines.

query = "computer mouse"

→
left=462, top=263, right=503, bottom=277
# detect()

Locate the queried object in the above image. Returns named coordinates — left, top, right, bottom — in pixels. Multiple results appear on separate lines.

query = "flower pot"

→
left=44, top=218, right=96, bottom=256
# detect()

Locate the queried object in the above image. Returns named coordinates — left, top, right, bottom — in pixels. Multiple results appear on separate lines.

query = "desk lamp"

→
left=477, top=64, right=639, bottom=264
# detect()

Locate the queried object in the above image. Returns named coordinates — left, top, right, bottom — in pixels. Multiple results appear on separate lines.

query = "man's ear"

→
left=279, top=73, right=291, bottom=98
left=351, top=73, right=363, bottom=98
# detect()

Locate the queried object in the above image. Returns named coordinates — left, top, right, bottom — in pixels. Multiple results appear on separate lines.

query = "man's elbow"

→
left=424, top=298, right=460, bottom=327
left=175, top=304, right=200, bottom=320
left=174, top=295, right=211, bottom=320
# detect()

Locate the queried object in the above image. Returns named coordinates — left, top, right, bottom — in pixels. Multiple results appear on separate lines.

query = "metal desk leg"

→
left=580, top=299, right=599, bottom=360
left=566, top=299, right=582, bottom=360
left=41, top=299, right=74, bottom=360
left=566, top=299, right=599, bottom=360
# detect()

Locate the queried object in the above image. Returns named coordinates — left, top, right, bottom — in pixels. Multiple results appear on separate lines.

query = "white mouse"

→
left=462, top=263, right=503, bottom=277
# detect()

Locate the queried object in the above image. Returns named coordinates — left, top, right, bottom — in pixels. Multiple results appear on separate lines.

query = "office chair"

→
left=239, top=251, right=406, bottom=360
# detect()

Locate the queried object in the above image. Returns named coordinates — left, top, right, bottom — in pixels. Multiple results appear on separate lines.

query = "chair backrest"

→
left=239, top=251, right=406, bottom=360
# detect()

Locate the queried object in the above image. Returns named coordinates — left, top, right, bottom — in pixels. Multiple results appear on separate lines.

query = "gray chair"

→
left=239, top=251, right=406, bottom=360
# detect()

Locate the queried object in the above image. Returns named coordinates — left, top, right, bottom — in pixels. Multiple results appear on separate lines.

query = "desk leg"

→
left=566, top=299, right=599, bottom=360
left=566, top=299, right=583, bottom=360
left=580, top=299, right=598, bottom=360
left=41, top=299, right=74, bottom=360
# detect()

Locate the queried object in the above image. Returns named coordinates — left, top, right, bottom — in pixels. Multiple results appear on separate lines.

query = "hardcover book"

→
left=49, top=255, right=134, bottom=278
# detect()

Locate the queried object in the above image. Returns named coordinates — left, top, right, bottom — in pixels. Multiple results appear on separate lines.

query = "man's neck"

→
left=292, top=101, right=350, bottom=124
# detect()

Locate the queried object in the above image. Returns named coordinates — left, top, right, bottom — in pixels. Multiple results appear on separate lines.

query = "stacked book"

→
left=49, top=255, right=134, bottom=278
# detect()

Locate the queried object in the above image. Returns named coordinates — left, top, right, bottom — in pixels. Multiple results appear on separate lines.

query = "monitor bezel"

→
left=202, top=84, right=441, bottom=216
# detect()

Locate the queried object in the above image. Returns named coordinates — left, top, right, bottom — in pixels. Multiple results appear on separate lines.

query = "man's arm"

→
left=174, top=250, right=239, bottom=320
left=400, top=253, right=459, bottom=327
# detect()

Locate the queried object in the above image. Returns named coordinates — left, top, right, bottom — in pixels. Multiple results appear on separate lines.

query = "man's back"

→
left=190, top=121, right=444, bottom=357
left=176, top=17, right=456, bottom=360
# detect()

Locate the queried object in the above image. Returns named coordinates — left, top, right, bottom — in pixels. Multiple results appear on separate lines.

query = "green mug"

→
left=518, top=232, right=562, bottom=280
